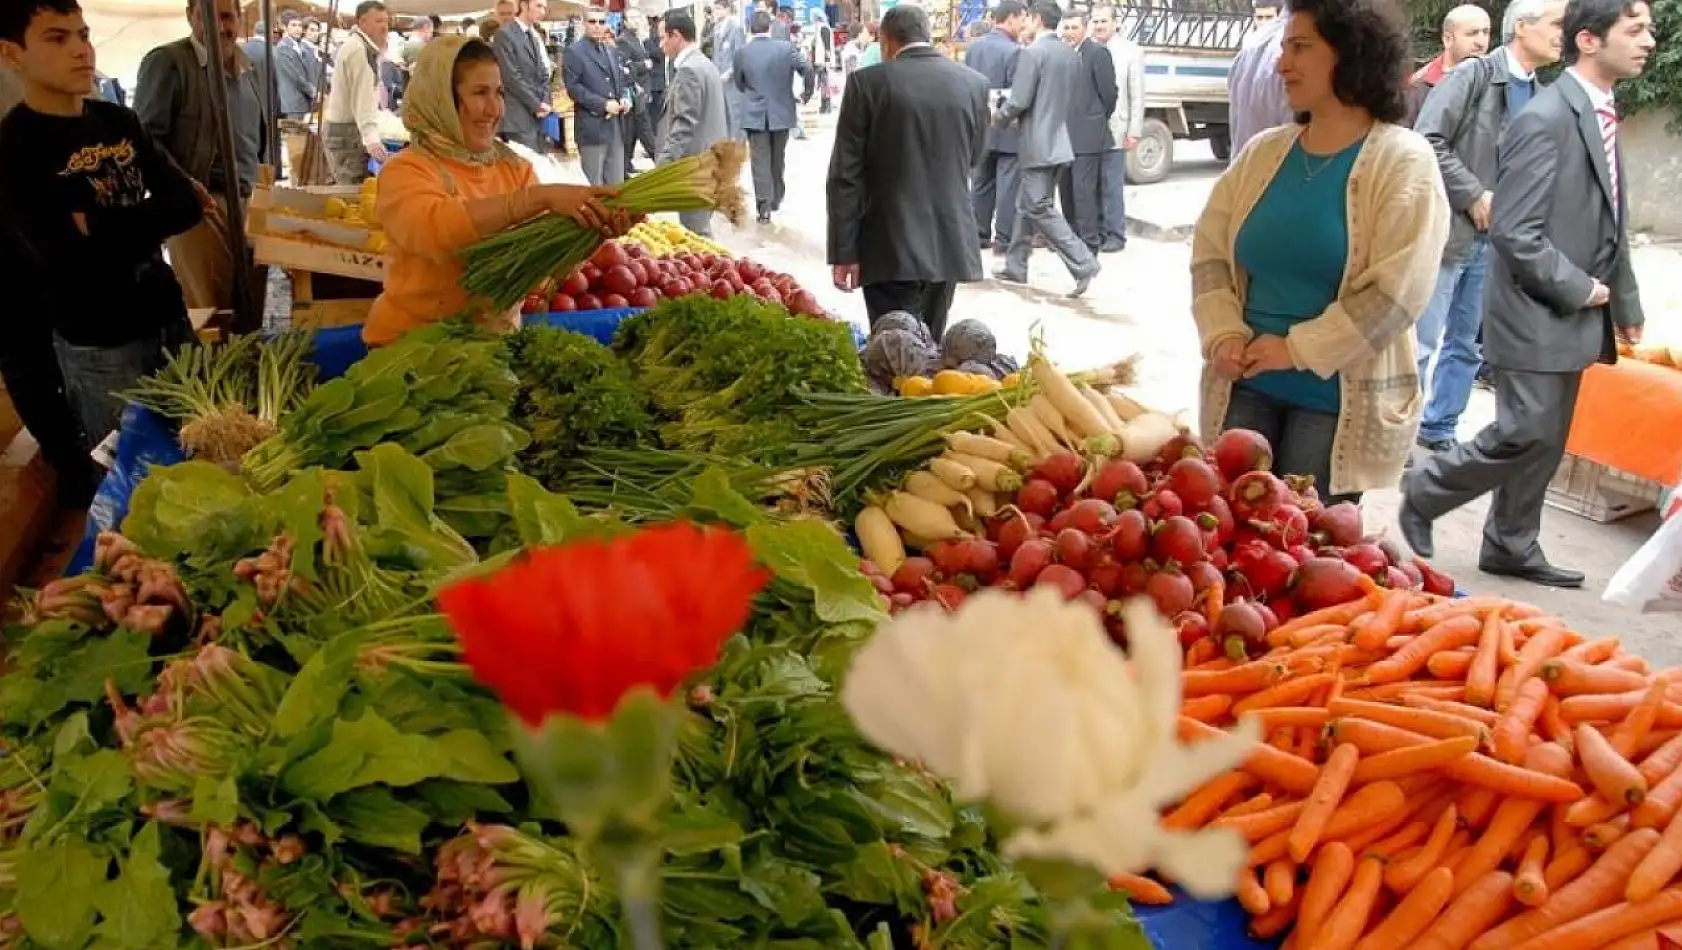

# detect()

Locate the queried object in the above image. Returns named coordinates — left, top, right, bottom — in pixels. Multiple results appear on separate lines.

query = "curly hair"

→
left=1287, top=0, right=1413, bottom=124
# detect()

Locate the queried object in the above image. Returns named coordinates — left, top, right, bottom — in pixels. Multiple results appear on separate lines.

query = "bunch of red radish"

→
left=520, top=242, right=826, bottom=317
left=858, top=428, right=1457, bottom=658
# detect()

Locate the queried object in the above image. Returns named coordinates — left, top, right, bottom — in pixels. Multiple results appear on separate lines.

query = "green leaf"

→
left=280, top=713, right=516, bottom=803
left=328, top=787, right=433, bottom=854
left=355, top=443, right=476, bottom=570
left=266, top=469, right=330, bottom=581
left=411, top=780, right=512, bottom=824
left=829, top=841, right=922, bottom=908
left=53, top=712, right=94, bottom=758
left=746, top=520, right=883, bottom=624
left=505, top=472, right=623, bottom=545
left=121, top=461, right=254, bottom=560
left=272, top=634, right=358, bottom=738
left=57, top=750, right=135, bottom=816
left=420, top=423, right=529, bottom=473
left=94, top=823, right=182, bottom=949
left=189, top=775, right=241, bottom=828
left=859, top=770, right=954, bottom=841
left=15, top=838, right=108, bottom=950
left=319, top=375, right=407, bottom=435
left=686, top=467, right=768, bottom=527
left=663, top=803, right=746, bottom=857
left=430, top=730, right=520, bottom=785
left=737, top=854, right=827, bottom=927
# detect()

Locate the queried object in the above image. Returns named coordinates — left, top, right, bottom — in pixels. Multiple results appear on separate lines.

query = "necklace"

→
left=1299, top=146, right=1340, bottom=181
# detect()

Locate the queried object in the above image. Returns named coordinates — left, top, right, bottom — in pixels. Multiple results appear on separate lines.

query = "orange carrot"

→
left=1330, top=717, right=1585, bottom=803
left=1183, top=660, right=1288, bottom=697
left=1541, top=658, right=1650, bottom=697
left=1366, top=614, right=1484, bottom=686
left=1269, top=595, right=1384, bottom=647
left=1465, top=609, right=1504, bottom=707
left=1565, top=792, right=1625, bottom=828
left=1402, top=694, right=1501, bottom=726
left=1290, top=742, right=1361, bottom=861
left=1515, top=832, right=1551, bottom=907
left=1299, top=841, right=1356, bottom=947
left=1561, top=691, right=1682, bottom=728
left=1182, top=693, right=1236, bottom=723
left=1457, top=786, right=1500, bottom=829
left=1353, top=735, right=1478, bottom=784
left=1181, top=716, right=1321, bottom=793
left=1236, top=865, right=1271, bottom=915
left=1353, top=588, right=1413, bottom=652
left=1468, top=828, right=1664, bottom=950
left=1187, top=637, right=1218, bottom=667
left=1250, top=706, right=1334, bottom=731
left=1387, top=803, right=1458, bottom=892
left=1428, top=651, right=1475, bottom=680
left=1579, top=722, right=1648, bottom=806
left=1544, top=840, right=1595, bottom=891
left=1355, top=865, right=1455, bottom=950
left=1635, top=765, right=1682, bottom=830
left=1588, top=815, right=1633, bottom=850
left=1499, top=614, right=1520, bottom=665
left=1250, top=898, right=1299, bottom=939
left=1163, top=771, right=1259, bottom=830
left=1108, top=873, right=1173, bottom=905
left=1415, top=871, right=1515, bottom=950
left=1451, top=743, right=1574, bottom=896
left=1363, top=818, right=1430, bottom=860
left=1320, top=781, right=1408, bottom=839
left=1221, top=792, right=1278, bottom=819
left=1561, top=635, right=1621, bottom=663
left=1641, top=733, right=1682, bottom=783
left=1265, top=858, right=1297, bottom=906
left=1508, top=888, right=1682, bottom=950
left=1216, top=800, right=1309, bottom=842
left=1496, top=626, right=1569, bottom=710
left=1329, top=698, right=1488, bottom=743
left=1312, top=857, right=1387, bottom=950
left=1615, top=678, right=1673, bottom=759
left=1492, top=677, right=1550, bottom=763
left=1233, top=672, right=1338, bottom=716
left=1540, top=694, right=1576, bottom=753
left=1628, top=808, right=1682, bottom=903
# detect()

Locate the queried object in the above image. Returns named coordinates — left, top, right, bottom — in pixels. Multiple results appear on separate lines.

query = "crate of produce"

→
left=1545, top=450, right=1664, bottom=522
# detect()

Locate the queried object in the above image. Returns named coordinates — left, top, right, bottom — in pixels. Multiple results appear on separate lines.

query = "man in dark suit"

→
left=616, top=13, right=657, bottom=175
left=493, top=0, right=554, bottom=151
left=564, top=8, right=630, bottom=185
left=658, top=11, right=728, bottom=235
left=644, top=13, right=668, bottom=137
left=993, top=1, right=1100, bottom=297
left=734, top=10, right=811, bottom=223
left=1056, top=10, right=1117, bottom=253
left=711, top=0, right=748, bottom=140
left=828, top=3, right=988, bottom=340
left=964, top=0, right=1026, bottom=253
left=1402, top=0, right=1654, bottom=589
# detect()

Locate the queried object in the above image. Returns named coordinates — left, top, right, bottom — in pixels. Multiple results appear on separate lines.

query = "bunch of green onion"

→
left=124, top=331, right=315, bottom=464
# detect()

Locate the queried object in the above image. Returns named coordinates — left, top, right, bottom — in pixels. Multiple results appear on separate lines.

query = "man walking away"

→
left=1091, top=5, right=1141, bottom=252
left=735, top=10, right=811, bottom=223
left=276, top=14, right=320, bottom=177
left=964, top=0, right=1024, bottom=254
left=992, top=1, right=1100, bottom=298
left=617, top=13, right=657, bottom=174
left=323, top=0, right=391, bottom=184
left=1055, top=11, right=1116, bottom=255
left=644, top=13, right=667, bottom=136
left=1401, top=0, right=1653, bottom=590
left=135, top=0, right=266, bottom=317
left=1405, top=5, right=1491, bottom=126
left=829, top=3, right=987, bottom=340
left=1411, top=0, right=1565, bottom=457
left=1227, top=1, right=1290, bottom=156
left=0, top=0, right=203, bottom=454
left=809, top=12, right=834, bottom=113
left=494, top=0, right=553, bottom=152
left=564, top=9, right=630, bottom=185
left=712, top=0, right=747, bottom=140
left=657, top=11, right=727, bottom=235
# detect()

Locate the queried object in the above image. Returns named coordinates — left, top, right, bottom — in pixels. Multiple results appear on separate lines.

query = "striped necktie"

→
left=1596, top=103, right=1620, bottom=213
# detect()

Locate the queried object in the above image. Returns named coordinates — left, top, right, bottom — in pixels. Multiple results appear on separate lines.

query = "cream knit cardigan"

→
left=1190, top=121, right=1451, bottom=497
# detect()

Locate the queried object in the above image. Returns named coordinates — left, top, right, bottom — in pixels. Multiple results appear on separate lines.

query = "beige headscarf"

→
left=402, top=35, right=518, bottom=167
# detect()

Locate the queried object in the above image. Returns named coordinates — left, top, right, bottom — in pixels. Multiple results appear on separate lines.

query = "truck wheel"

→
left=1127, top=117, right=1174, bottom=185
left=1211, top=130, right=1232, bottom=163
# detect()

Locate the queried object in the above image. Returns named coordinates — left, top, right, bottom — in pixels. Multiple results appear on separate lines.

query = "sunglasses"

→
left=587, top=17, right=607, bottom=23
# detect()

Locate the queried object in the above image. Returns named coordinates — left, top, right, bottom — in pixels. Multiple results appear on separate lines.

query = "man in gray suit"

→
left=1056, top=11, right=1116, bottom=254
left=1091, top=5, right=1143, bottom=252
left=828, top=3, right=989, bottom=339
left=493, top=0, right=554, bottom=151
left=964, top=0, right=1026, bottom=252
left=993, top=1, right=1100, bottom=298
left=712, top=0, right=748, bottom=140
left=276, top=13, right=320, bottom=119
left=657, top=11, right=727, bottom=236
left=734, top=10, right=811, bottom=223
left=1401, top=0, right=1654, bottom=589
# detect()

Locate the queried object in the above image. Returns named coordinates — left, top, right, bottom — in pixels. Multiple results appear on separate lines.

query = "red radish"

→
left=889, top=592, right=915, bottom=610
left=1055, top=528, right=1095, bottom=570
left=959, top=539, right=1001, bottom=580
left=892, top=557, right=937, bottom=595
left=1380, top=566, right=1413, bottom=590
left=1154, top=434, right=1203, bottom=469
left=1016, top=480, right=1060, bottom=518
left=1376, top=537, right=1408, bottom=569
left=1077, top=589, right=1109, bottom=615
left=858, top=559, right=881, bottom=576
left=1165, top=457, right=1222, bottom=510
left=1141, top=489, right=1184, bottom=520
left=1184, top=560, right=1223, bottom=593
left=1089, top=558, right=1125, bottom=596
left=1208, top=546, right=1229, bottom=572
left=1414, top=558, right=1456, bottom=596
left=926, top=541, right=969, bottom=578
left=1048, top=510, right=1073, bottom=533
left=1270, top=597, right=1298, bottom=624
left=993, top=512, right=1045, bottom=559
left=1253, top=602, right=1279, bottom=632
left=1342, top=542, right=1390, bottom=578
left=601, top=293, right=630, bottom=309
left=1205, top=495, right=1236, bottom=543
left=1009, top=540, right=1056, bottom=588
left=1291, top=557, right=1367, bottom=611
left=1251, top=505, right=1309, bottom=548
left=1120, top=561, right=1151, bottom=594
left=1035, top=564, right=1087, bottom=599
left=1288, top=544, right=1317, bottom=566
left=1173, top=610, right=1211, bottom=648
left=1092, top=460, right=1149, bottom=507
left=1229, top=471, right=1286, bottom=520
left=1146, top=569, right=1196, bottom=616
left=1217, top=601, right=1269, bottom=660
left=931, top=584, right=968, bottom=610
left=1031, top=452, right=1086, bottom=497
left=1233, top=543, right=1296, bottom=600
left=1110, top=509, right=1150, bottom=560
left=1311, top=501, right=1365, bottom=547
left=1399, top=560, right=1423, bottom=587
left=868, top=574, right=894, bottom=595
left=1150, top=516, right=1206, bottom=566
left=1066, top=498, right=1119, bottom=534
left=1212, top=428, right=1274, bottom=482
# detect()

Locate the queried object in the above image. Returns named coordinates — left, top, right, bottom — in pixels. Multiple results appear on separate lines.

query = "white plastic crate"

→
left=1546, top=452, right=1664, bottom=523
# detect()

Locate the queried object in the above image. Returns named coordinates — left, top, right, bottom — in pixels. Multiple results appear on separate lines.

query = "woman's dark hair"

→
left=1560, top=0, right=1644, bottom=65
left=451, top=38, right=500, bottom=106
left=1287, top=0, right=1412, bottom=124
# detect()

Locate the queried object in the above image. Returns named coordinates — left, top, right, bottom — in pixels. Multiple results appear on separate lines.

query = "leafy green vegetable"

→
left=507, top=326, right=656, bottom=488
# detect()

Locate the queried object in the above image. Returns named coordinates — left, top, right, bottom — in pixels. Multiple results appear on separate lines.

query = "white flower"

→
left=840, top=588, right=1258, bottom=896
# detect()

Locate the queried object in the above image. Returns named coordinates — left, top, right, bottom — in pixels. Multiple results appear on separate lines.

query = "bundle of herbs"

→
left=505, top=325, right=657, bottom=489
left=124, top=330, right=315, bottom=464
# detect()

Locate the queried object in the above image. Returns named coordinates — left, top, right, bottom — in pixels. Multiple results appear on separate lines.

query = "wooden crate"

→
left=293, top=297, right=375, bottom=329
left=251, top=233, right=386, bottom=283
left=1545, top=452, right=1664, bottom=523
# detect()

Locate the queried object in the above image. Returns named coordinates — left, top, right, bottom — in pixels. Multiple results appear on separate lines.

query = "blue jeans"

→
left=53, top=334, right=165, bottom=449
left=1414, top=238, right=1489, bottom=444
left=1223, top=385, right=1360, bottom=505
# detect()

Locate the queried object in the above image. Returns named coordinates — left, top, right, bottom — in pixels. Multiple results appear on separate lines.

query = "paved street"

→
left=540, top=124, right=1682, bottom=656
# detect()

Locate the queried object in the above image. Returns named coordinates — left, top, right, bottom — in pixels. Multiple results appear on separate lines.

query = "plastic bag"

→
left=1604, top=493, right=1682, bottom=613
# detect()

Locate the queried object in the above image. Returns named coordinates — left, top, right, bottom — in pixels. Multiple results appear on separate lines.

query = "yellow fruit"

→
left=323, top=197, right=349, bottom=219
left=967, top=374, right=1001, bottom=393
left=898, top=376, right=935, bottom=398
left=359, top=195, right=378, bottom=220
left=360, top=178, right=378, bottom=195
left=366, top=231, right=389, bottom=252
left=932, top=370, right=973, bottom=396
left=1001, top=372, right=1021, bottom=388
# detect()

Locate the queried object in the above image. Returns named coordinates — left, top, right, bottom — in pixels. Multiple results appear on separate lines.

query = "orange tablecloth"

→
left=1565, top=360, right=1682, bottom=486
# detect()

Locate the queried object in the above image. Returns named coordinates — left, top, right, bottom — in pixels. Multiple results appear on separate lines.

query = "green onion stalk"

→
left=460, top=142, right=749, bottom=313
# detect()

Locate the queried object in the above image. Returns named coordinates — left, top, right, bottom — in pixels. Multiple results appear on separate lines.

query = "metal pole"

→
left=260, top=0, right=280, bottom=169
left=193, top=0, right=257, bottom=333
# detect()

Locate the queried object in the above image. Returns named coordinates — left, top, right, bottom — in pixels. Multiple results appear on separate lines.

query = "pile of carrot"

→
left=1108, top=585, right=1682, bottom=950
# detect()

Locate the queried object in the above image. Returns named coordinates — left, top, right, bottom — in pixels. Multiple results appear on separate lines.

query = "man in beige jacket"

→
left=1090, top=6, right=1142, bottom=253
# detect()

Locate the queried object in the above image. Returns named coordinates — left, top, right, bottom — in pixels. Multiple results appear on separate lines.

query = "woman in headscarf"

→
left=365, top=36, right=637, bottom=346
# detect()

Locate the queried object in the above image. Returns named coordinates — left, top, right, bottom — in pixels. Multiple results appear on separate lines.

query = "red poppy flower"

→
left=436, top=521, right=769, bottom=725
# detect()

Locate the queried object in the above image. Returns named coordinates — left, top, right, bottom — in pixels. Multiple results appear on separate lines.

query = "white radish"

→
left=1122, top=411, right=1182, bottom=463
left=928, top=457, right=978, bottom=491
left=945, top=430, right=1030, bottom=470
left=884, top=491, right=969, bottom=541
left=1079, top=383, right=1127, bottom=434
left=965, top=487, right=1000, bottom=518
left=1028, top=393, right=1079, bottom=448
left=1106, top=391, right=1147, bottom=422
left=990, top=422, right=1033, bottom=454
left=943, top=451, right=1023, bottom=493
left=1030, top=354, right=1114, bottom=440
left=905, top=470, right=973, bottom=516
left=1005, top=407, right=1060, bottom=457
left=855, top=506, right=906, bottom=575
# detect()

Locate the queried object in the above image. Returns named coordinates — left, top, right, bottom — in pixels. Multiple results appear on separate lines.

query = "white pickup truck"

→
left=1119, top=7, right=1254, bottom=184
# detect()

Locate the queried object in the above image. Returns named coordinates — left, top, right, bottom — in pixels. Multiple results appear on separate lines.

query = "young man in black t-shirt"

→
left=0, top=0, right=203, bottom=452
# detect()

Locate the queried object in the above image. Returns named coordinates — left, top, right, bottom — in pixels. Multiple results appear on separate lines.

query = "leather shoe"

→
left=1479, top=562, right=1586, bottom=589
left=1068, top=261, right=1101, bottom=298
left=992, top=268, right=1028, bottom=284
left=1396, top=495, right=1434, bottom=559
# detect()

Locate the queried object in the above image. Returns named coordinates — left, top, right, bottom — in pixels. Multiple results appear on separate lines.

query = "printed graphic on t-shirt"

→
left=58, top=139, right=145, bottom=207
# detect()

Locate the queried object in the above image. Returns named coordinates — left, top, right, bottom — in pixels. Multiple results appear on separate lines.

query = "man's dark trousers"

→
left=1058, top=154, right=1104, bottom=249
left=747, top=128, right=788, bottom=212
left=863, top=281, right=956, bottom=341
left=973, top=149, right=1019, bottom=246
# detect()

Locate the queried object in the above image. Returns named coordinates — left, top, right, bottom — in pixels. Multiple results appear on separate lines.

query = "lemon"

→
left=324, top=196, right=348, bottom=219
left=359, top=195, right=378, bottom=220
left=360, top=178, right=378, bottom=195
left=967, top=374, right=1001, bottom=393
left=1001, top=372, right=1021, bottom=388
left=898, top=376, right=935, bottom=398
left=932, top=370, right=973, bottom=396
left=366, top=231, right=389, bottom=252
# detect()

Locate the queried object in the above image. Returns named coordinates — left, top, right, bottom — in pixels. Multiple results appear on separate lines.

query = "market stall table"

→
left=1546, top=359, right=1682, bottom=521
